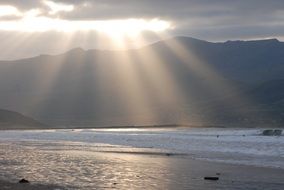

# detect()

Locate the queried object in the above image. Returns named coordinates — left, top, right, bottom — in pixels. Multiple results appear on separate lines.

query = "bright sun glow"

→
left=0, top=2, right=172, bottom=39
left=43, top=0, right=74, bottom=15
left=0, top=16, right=171, bottom=36
left=0, top=5, right=22, bottom=17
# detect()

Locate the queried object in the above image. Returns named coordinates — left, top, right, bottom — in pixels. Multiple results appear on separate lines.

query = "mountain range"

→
left=0, top=109, right=46, bottom=129
left=0, top=36, right=283, bottom=127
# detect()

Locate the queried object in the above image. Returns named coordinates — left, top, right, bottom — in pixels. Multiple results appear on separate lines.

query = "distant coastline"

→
left=2, top=123, right=283, bottom=130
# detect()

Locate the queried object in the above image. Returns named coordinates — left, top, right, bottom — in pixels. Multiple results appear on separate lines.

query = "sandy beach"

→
left=1, top=144, right=284, bottom=189
left=1, top=153, right=284, bottom=189
left=0, top=180, right=67, bottom=190
left=0, top=128, right=283, bottom=189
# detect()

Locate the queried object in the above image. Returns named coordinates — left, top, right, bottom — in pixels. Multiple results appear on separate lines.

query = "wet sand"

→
left=0, top=180, right=67, bottom=190
left=1, top=127, right=284, bottom=190
left=1, top=145, right=284, bottom=190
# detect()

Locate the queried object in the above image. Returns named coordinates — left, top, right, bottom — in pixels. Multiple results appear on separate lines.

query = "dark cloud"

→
left=1, top=0, right=283, bottom=20
left=0, top=0, right=41, bottom=10
left=66, top=0, right=283, bottom=42
left=0, top=0, right=283, bottom=59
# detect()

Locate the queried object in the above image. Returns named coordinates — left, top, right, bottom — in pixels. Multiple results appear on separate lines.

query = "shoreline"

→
left=0, top=124, right=226, bottom=130
left=1, top=152, right=284, bottom=190
left=0, top=127, right=283, bottom=189
left=1, top=128, right=283, bottom=170
left=1, top=125, right=283, bottom=131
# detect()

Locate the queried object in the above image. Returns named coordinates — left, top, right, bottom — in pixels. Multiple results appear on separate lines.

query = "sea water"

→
left=0, top=128, right=283, bottom=189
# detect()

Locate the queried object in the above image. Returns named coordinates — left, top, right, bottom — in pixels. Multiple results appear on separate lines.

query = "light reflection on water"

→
left=1, top=141, right=284, bottom=190
left=0, top=128, right=284, bottom=170
left=0, top=142, right=171, bottom=189
left=70, top=127, right=178, bottom=133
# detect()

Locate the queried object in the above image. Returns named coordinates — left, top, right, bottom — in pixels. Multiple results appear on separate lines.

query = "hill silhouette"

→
left=0, top=109, right=47, bottom=129
left=0, top=36, right=283, bottom=127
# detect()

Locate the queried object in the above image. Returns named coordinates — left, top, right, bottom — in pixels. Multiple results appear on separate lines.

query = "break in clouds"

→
left=0, top=0, right=283, bottom=59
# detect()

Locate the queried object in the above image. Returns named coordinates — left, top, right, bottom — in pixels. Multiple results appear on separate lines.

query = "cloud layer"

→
left=0, top=0, right=283, bottom=37
left=0, top=0, right=283, bottom=59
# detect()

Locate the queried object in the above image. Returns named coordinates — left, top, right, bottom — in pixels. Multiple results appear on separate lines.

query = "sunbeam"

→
left=88, top=35, right=161, bottom=125
left=131, top=34, right=193, bottom=124
left=24, top=32, right=84, bottom=119
left=157, top=33, right=258, bottom=124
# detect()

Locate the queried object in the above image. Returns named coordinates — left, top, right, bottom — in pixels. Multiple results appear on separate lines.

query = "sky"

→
left=0, top=0, right=283, bottom=60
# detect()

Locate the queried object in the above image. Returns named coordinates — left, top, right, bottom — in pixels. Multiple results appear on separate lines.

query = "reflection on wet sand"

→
left=0, top=141, right=284, bottom=190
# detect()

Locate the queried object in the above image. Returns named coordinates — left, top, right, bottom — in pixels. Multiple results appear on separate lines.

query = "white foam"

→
left=0, top=128, right=283, bottom=168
